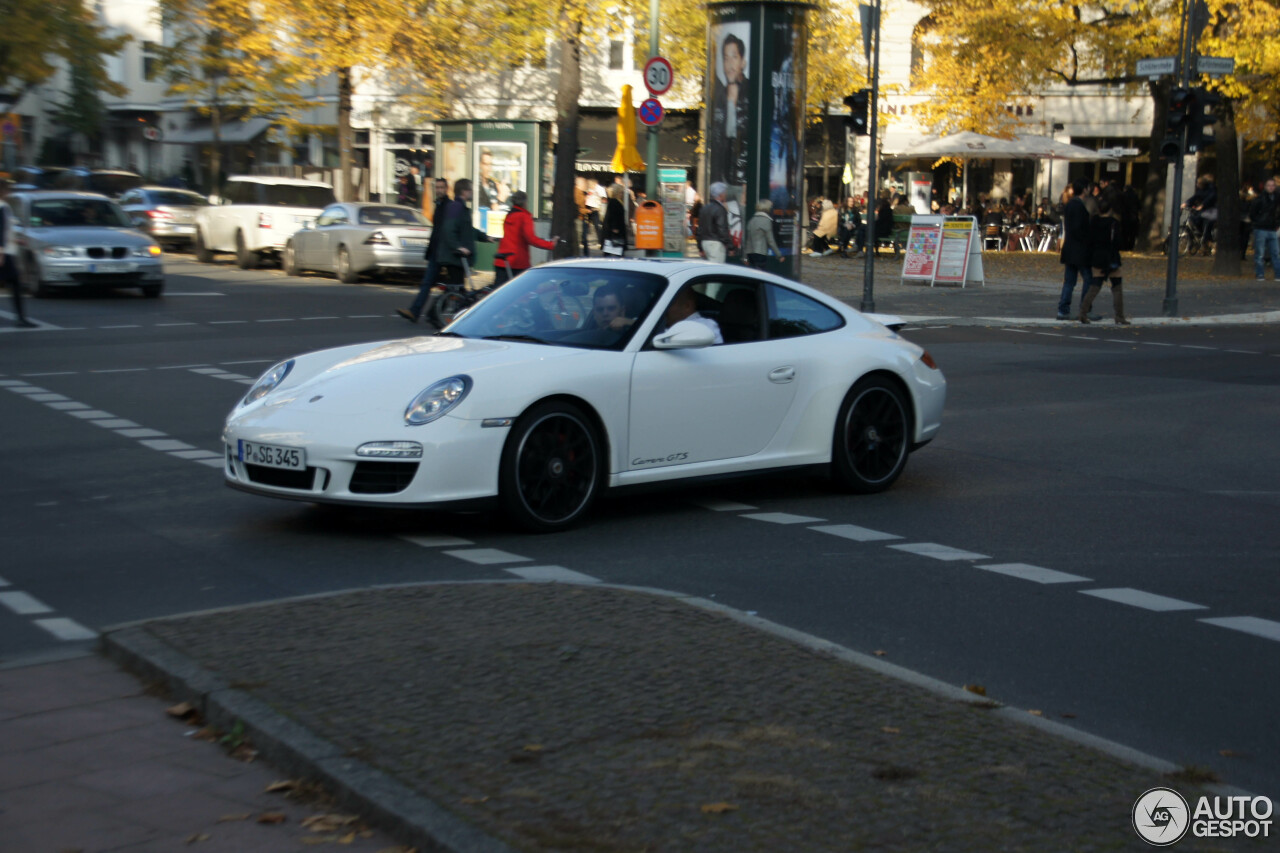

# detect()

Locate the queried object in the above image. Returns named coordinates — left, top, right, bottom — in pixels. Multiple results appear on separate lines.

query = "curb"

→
left=99, top=579, right=1254, bottom=851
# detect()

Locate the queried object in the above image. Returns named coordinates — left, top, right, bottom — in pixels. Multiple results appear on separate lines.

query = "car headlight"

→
left=42, top=246, right=78, bottom=258
left=132, top=244, right=162, bottom=257
left=242, top=359, right=295, bottom=405
left=404, top=375, right=471, bottom=426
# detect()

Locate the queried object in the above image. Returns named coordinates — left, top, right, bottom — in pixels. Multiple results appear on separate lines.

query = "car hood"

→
left=25, top=226, right=153, bottom=246
left=258, top=335, right=590, bottom=417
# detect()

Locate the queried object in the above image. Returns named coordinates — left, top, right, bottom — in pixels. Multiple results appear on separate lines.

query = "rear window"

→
left=259, top=184, right=335, bottom=208
left=358, top=205, right=425, bottom=226
left=28, top=198, right=132, bottom=228
left=87, top=173, right=144, bottom=197
left=148, top=190, right=208, bottom=207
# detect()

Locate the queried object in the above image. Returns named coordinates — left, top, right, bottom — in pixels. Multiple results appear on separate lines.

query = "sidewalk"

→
left=50, top=581, right=1253, bottom=851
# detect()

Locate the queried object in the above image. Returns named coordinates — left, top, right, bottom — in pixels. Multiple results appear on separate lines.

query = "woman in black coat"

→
left=602, top=184, right=627, bottom=255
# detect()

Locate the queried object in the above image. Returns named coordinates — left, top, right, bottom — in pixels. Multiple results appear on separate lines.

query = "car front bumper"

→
left=36, top=256, right=165, bottom=287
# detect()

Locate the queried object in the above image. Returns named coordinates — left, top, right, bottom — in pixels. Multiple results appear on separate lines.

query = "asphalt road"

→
left=3, top=255, right=1278, bottom=800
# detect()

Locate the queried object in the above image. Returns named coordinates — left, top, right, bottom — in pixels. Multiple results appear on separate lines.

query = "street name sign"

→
left=1136, top=57, right=1176, bottom=78
left=1196, top=56, right=1235, bottom=76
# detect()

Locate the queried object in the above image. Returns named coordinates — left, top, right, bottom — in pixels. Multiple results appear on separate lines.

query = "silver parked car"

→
left=283, top=202, right=430, bottom=283
left=119, top=187, right=209, bottom=250
left=11, top=191, right=165, bottom=298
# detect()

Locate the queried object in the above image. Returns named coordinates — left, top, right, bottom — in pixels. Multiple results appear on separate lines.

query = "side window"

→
left=766, top=283, right=844, bottom=339
left=686, top=277, right=762, bottom=344
left=223, top=182, right=244, bottom=205
left=316, top=206, right=346, bottom=227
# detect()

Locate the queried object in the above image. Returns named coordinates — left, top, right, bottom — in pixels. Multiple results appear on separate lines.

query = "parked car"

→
left=51, top=168, right=145, bottom=198
left=119, top=186, right=210, bottom=250
left=283, top=202, right=430, bottom=283
left=11, top=165, right=67, bottom=192
left=222, top=259, right=946, bottom=531
left=194, top=176, right=335, bottom=269
left=9, top=191, right=164, bottom=298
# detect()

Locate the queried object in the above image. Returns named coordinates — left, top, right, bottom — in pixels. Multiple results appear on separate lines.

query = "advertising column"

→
left=706, top=1, right=809, bottom=279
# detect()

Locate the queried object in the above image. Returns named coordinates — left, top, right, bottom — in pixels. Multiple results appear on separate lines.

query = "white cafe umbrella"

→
left=889, top=131, right=1109, bottom=207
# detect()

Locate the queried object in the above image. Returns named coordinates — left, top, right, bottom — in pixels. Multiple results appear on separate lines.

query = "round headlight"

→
left=405, top=375, right=472, bottom=426
left=242, top=359, right=295, bottom=405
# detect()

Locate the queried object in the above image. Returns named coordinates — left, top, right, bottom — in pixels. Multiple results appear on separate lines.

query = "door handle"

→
left=769, top=366, right=795, bottom=383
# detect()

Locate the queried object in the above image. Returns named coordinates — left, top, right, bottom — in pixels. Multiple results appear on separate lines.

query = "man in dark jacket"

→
left=1058, top=178, right=1094, bottom=320
left=699, top=182, right=732, bottom=262
left=1250, top=177, right=1280, bottom=280
left=435, top=179, right=486, bottom=285
left=398, top=178, right=451, bottom=323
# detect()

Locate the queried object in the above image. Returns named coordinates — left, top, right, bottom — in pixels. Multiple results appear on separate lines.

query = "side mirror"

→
left=654, top=319, right=716, bottom=350
left=208, top=195, right=222, bottom=205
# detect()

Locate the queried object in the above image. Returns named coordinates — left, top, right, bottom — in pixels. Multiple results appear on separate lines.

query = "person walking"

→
left=435, top=179, right=487, bottom=288
left=1057, top=179, right=1095, bottom=321
left=744, top=199, right=781, bottom=269
left=493, top=191, right=559, bottom=285
left=699, top=182, right=732, bottom=263
left=0, top=179, right=35, bottom=328
left=397, top=178, right=451, bottom=323
left=1249, top=177, right=1280, bottom=281
left=1079, top=199, right=1128, bottom=325
left=602, top=183, right=628, bottom=255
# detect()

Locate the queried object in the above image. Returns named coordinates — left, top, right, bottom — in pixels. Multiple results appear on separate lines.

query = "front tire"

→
left=431, top=290, right=469, bottom=327
left=282, top=240, right=298, bottom=276
left=831, top=376, right=911, bottom=494
left=336, top=246, right=358, bottom=283
left=235, top=232, right=258, bottom=269
left=194, top=230, right=213, bottom=263
left=499, top=401, right=603, bottom=532
left=141, top=284, right=163, bottom=298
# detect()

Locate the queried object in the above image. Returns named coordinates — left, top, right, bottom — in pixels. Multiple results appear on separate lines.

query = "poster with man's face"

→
left=475, top=143, right=526, bottom=212
left=707, top=21, right=752, bottom=194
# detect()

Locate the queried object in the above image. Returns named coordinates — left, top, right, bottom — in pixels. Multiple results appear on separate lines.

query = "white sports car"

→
left=222, top=259, right=946, bottom=531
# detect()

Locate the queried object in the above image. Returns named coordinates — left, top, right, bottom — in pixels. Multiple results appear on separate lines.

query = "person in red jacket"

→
left=493, top=191, right=559, bottom=285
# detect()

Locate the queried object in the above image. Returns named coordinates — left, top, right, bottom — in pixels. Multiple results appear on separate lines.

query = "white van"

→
left=194, top=176, right=335, bottom=268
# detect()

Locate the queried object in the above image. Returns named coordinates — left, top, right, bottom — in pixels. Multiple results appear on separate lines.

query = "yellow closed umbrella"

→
left=611, top=84, right=645, bottom=173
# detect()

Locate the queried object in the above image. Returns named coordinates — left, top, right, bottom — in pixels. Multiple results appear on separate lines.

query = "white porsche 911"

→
left=222, top=259, right=945, bottom=531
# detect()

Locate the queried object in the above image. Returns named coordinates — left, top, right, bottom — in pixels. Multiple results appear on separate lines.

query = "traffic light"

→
left=844, top=89, right=870, bottom=136
left=1186, top=87, right=1220, bottom=154
left=1160, top=87, right=1194, bottom=162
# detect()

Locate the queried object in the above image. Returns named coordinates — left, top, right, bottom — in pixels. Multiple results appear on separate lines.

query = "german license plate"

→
left=90, top=262, right=132, bottom=273
left=401, top=237, right=428, bottom=248
left=238, top=439, right=306, bottom=470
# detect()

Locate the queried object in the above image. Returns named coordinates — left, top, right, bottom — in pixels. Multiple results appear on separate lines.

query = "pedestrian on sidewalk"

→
left=1079, top=199, right=1128, bottom=325
left=699, top=182, right=732, bottom=263
left=744, top=199, right=781, bottom=269
left=1248, top=177, right=1279, bottom=281
left=602, top=184, right=628, bottom=256
left=397, top=177, right=451, bottom=324
left=0, top=179, right=35, bottom=328
left=1057, top=179, right=1096, bottom=321
left=493, top=191, right=559, bottom=285
left=435, top=179, right=488, bottom=287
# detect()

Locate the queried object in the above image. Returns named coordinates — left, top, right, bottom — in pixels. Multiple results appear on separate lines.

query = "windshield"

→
left=29, top=199, right=133, bottom=228
left=262, top=184, right=336, bottom=208
left=148, top=190, right=208, bottom=207
left=88, top=174, right=144, bottom=197
left=445, top=267, right=669, bottom=350
left=358, top=205, right=426, bottom=226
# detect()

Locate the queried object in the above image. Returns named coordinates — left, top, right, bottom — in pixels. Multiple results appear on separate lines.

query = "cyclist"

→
left=1181, top=175, right=1217, bottom=253
left=493, top=191, right=559, bottom=286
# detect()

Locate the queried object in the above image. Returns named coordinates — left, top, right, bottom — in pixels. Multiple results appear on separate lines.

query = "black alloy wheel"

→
left=499, top=401, right=602, bottom=532
left=831, top=376, right=910, bottom=493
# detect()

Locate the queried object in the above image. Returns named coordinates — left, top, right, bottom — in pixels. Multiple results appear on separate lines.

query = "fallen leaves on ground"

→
left=302, top=813, right=361, bottom=833
left=881, top=726, right=901, bottom=734
left=873, top=650, right=887, bottom=656
left=700, top=802, right=738, bottom=814
left=963, top=684, right=987, bottom=696
left=217, top=813, right=251, bottom=822
left=167, top=702, right=199, bottom=720
left=1028, top=709, right=1043, bottom=717
left=230, top=744, right=259, bottom=762
left=185, top=833, right=210, bottom=844
left=266, top=779, right=300, bottom=793
left=256, top=812, right=288, bottom=824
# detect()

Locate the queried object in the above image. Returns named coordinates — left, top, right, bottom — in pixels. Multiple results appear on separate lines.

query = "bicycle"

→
left=1175, top=208, right=1215, bottom=257
left=427, top=255, right=499, bottom=328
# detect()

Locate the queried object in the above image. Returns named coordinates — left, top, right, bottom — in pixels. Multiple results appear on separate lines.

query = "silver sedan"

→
left=11, top=191, right=165, bottom=298
left=283, top=202, right=430, bottom=283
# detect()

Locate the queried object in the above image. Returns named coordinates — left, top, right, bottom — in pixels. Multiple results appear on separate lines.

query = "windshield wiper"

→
left=433, top=331, right=464, bottom=337
left=482, top=334, right=552, bottom=345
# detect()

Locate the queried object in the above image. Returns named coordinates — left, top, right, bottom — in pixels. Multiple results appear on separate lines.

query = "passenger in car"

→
left=664, top=284, right=722, bottom=344
left=591, top=283, right=636, bottom=331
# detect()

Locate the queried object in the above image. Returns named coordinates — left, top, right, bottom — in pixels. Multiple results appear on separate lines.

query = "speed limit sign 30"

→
left=643, top=56, right=674, bottom=96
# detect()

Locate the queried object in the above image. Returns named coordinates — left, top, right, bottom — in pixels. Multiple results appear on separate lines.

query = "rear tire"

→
left=235, top=232, right=258, bottom=269
left=142, top=284, right=163, bottom=298
left=194, top=230, right=213, bottom=263
left=1177, top=229, right=1193, bottom=257
left=282, top=240, right=299, bottom=276
left=336, top=246, right=358, bottom=283
left=831, top=376, right=911, bottom=494
left=499, top=401, right=603, bottom=532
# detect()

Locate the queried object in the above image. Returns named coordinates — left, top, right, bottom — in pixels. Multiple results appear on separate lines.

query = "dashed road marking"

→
left=976, top=563, right=1092, bottom=584
left=8, top=385, right=49, bottom=394
left=91, top=368, right=147, bottom=374
left=887, top=542, right=991, bottom=561
left=68, top=409, right=115, bottom=419
left=116, top=428, right=166, bottom=438
left=1079, top=588, right=1208, bottom=612
left=741, top=512, right=827, bottom=525
left=403, top=535, right=475, bottom=547
left=28, top=393, right=70, bottom=402
left=33, top=618, right=98, bottom=641
left=46, top=402, right=89, bottom=410
left=810, top=523, right=902, bottom=542
left=0, top=591, right=55, bottom=615
left=1181, top=345, right=1216, bottom=350
left=1199, top=616, right=1280, bottom=643
left=139, top=439, right=196, bottom=452
left=507, top=566, right=600, bottom=584
left=90, top=419, right=141, bottom=429
left=442, top=548, right=533, bottom=565
left=695, top=499, right=758, bottom=512
left=190, top=367, right=229, bottom=374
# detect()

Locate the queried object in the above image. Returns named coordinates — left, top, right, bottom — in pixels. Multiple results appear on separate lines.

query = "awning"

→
left=164, top=117, right=272, bottom=145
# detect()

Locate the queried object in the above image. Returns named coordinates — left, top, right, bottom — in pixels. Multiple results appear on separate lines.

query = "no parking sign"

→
left=638, top=98, right=665, bottom=127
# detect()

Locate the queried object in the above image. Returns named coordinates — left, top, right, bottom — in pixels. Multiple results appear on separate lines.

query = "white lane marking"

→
left=506, top=566, right=601, bottom=584
left=977, top=563, right=1092, bottom=584
left=887, top=542, right=991, bottom=561
left=1035, top=332, right=1065, bottom=337
left=91, top=368, right=148, bottom=374
left=1224, top=350, right=1258, bottom=355
left=740, top=512, right=827, bottom=525
left=33, top=618, right=98, bottom=641
left=1143, top=342, right=1174, bottom=347
left=155, top=322, right=197, bottom=327
left=1079, top=588, right=1208, bottom=612
left=115, top=428, right=166, bottom=438
left=695, top=499, right=758, bottom=512
left=139, top=438, right=196, bottom=452
left=157, top=363, right=210, bottom=370
left=28, top=393, right=70, bottom=402
left=68, top=410, right=116, bottom=419
left=255, top=318, right=294, bottom=323
left=1071, top=336, right=1099, bottom=341
left=0, top=591, right=55, bottom=615
left=90, top=419, right=141, bottom=429
left=348, top=314, right=382, bottom=319
left=403, top=535, right=475, bottom=547
left=18, top=372, right=76, bottom=377
left=7, top=385, right=49, bottom=394
left=810, top=524, right=903, bottom=542
left=215, top=373, right=251, bottom=381
left=1103, top=339, right=1129, bottom=343
left=0, top=380, right=31, bottom=386
left=1181, top=345, right=1216, bottom=350
left=220, top=359, right=274, bottom=366
left=300, top=316, right=340, bottom=321
left=208, top=320, right=247, bottom=325
left=98, top=325, right=140, bottom=330
left=999, top=328, right=1031, bottom=334
left=443, top=548, right=533, bottom=565
left=170, top=449, right=223, bottom=460
left=234, top=379, right=255, bottom=385
left=196, top=458, right=225, bottom=469
left=45, top=402, right=89, bottom=411
left=190, top=367, right=230, bottom=374
left=1199, top=616, right=1280, bottom=643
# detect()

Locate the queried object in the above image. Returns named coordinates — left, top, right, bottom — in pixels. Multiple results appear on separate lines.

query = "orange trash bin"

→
left=635, top=201, right=663, bottom=251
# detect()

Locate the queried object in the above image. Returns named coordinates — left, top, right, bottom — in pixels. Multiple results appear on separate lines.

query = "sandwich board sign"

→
left=900, top=216, right=985, bottom=287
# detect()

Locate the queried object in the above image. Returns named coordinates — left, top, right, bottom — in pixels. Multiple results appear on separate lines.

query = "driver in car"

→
left=591, top=284, right=636, bottom=331
left=664, top=284, right=722, bottom=344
